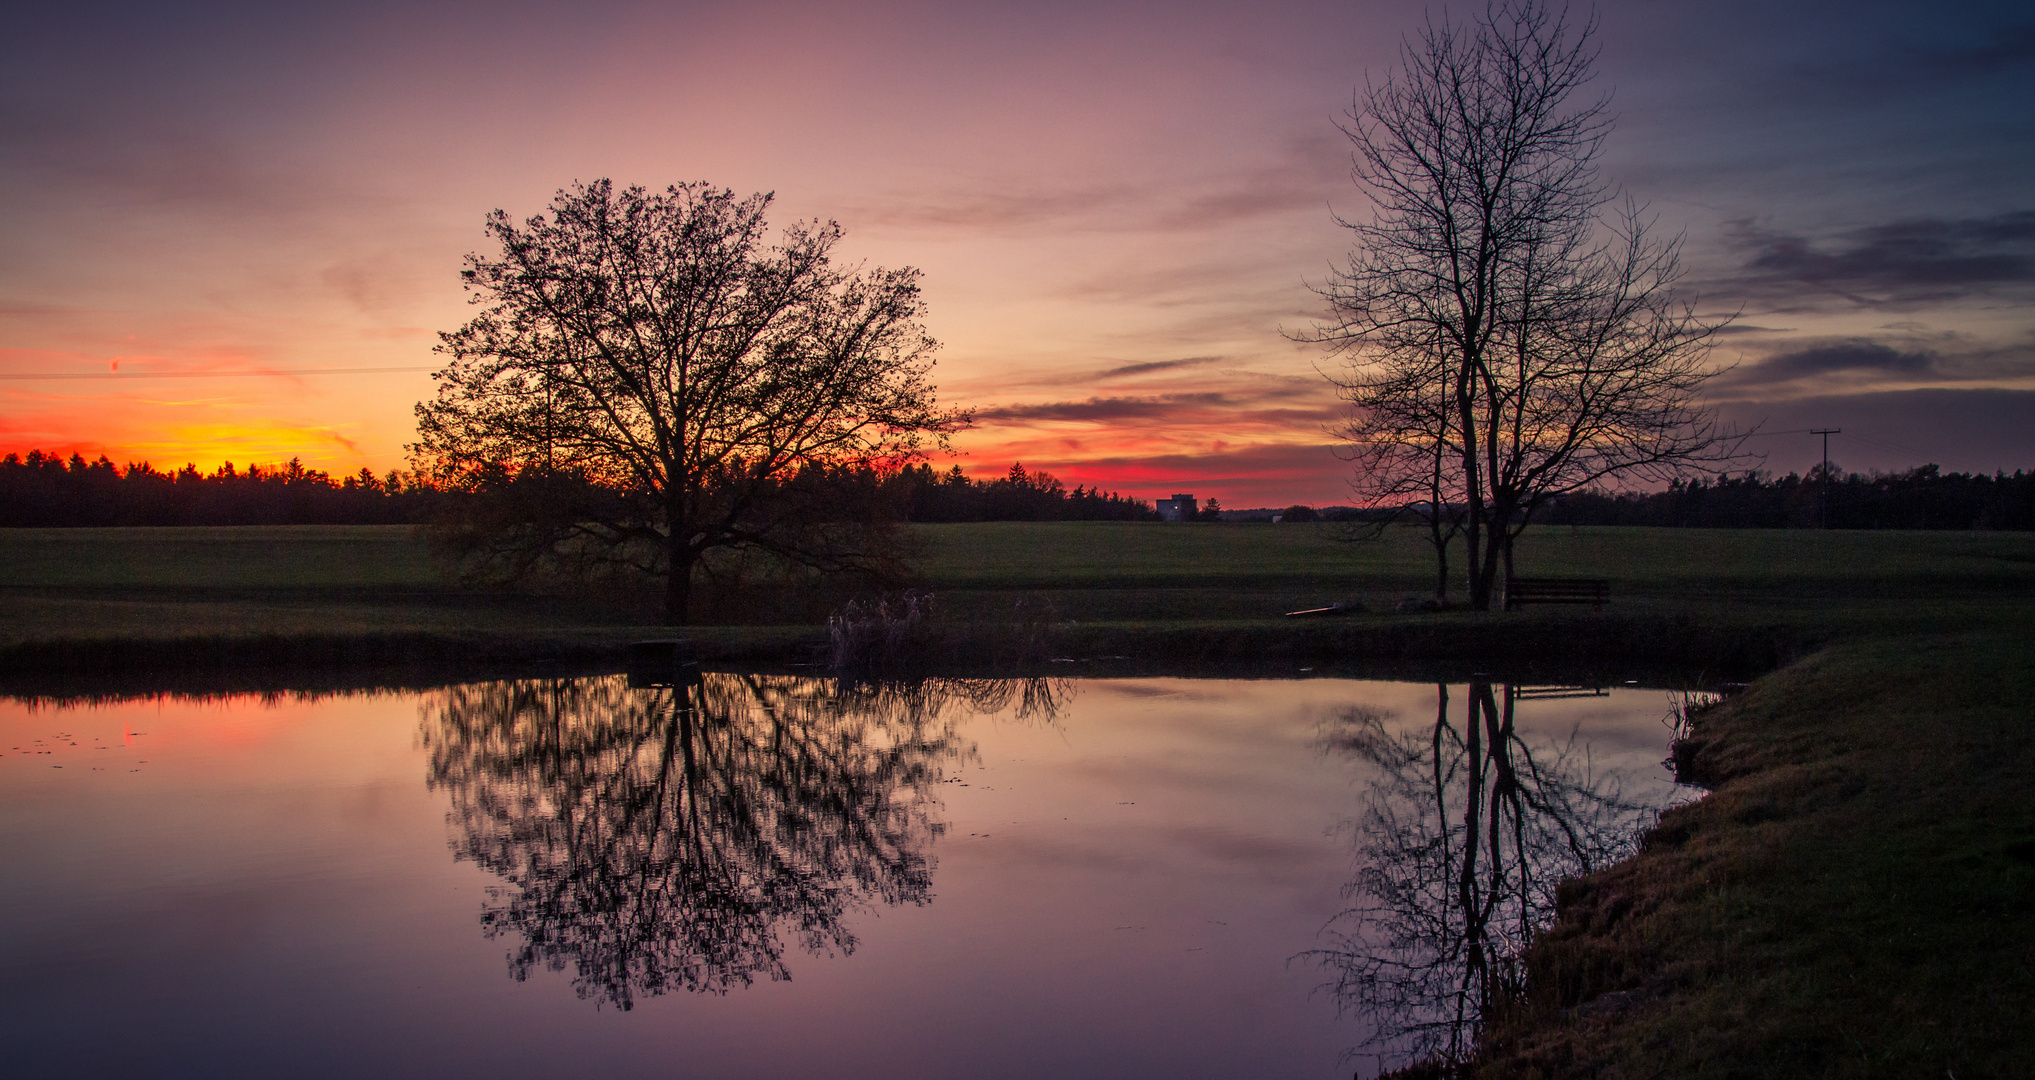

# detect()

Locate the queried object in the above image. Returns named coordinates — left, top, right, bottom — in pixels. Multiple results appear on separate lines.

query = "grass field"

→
left=6, top=521, right=2030, bottom=645
left=2, top=520, right=2032, bottom=1075
left=916, top=521, right=2035, bottom=630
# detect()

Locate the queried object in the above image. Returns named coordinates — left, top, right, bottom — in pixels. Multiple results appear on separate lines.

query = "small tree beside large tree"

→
left=1313, top=1, right=1740, bottom=609
left=412, top=180, right=968, bottom=623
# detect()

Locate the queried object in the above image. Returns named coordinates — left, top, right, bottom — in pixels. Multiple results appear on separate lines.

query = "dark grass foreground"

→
left=1450, top=630, right=2035, bottom=1079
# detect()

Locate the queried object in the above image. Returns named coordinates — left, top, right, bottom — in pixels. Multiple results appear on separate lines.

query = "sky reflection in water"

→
left=0, top=675, right=1689, bottom=1078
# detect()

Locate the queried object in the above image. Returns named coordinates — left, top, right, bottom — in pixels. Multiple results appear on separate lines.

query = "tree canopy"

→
left=1313, top=1, right=1738, bottom=607
left=412, top=180, right=968, bottom=622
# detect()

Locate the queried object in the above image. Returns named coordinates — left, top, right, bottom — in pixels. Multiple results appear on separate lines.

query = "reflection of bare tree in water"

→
left=927, top=675, right=1076, bottom=725
left=1310, top=682, right=1663, bottom=1068
left=421, top=673, right=1072, bottom=1008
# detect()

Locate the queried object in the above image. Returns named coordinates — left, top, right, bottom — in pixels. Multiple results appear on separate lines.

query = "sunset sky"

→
left=3, top=0, right=2030, bottom=507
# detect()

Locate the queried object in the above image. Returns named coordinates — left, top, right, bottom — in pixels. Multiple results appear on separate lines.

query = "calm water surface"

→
left=0, top=674, right=1689, bottom=1078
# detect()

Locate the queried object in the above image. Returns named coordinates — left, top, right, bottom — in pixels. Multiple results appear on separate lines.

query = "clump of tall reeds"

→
left=827, top=591, right=940, bottom=673
left=1661, top=687, right=1724, bottom=781
left=825, top=592, right=1064, bottom=674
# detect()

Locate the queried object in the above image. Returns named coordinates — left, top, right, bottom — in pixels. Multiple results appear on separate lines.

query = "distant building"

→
left=1156, top=494, right=1197, bottom=522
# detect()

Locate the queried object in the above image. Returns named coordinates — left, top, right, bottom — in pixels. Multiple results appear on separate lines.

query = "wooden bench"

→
left=1504, top=577, right=1609, bottom=611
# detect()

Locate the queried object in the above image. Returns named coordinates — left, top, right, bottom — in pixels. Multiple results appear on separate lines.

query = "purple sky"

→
left=3, top=0, right=2030, bottom=505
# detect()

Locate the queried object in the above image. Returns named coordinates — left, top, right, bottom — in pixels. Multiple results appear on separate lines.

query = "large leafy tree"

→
left=413, top=180, right=968, bottom=623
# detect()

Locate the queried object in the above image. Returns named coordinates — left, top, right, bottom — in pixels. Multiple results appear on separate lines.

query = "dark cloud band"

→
left=1720, top=211, right=2035, bottom=310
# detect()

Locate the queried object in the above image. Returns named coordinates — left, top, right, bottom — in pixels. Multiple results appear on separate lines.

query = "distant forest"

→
left=896, top=462, right=1159, bottom=522
left=0, top=451, right=441, bottom=527
left=1535, top=465, right=2035, bottom=531
left=3, top=451, right=2030, bottom=531
left=0, top=452, right=1159, bottom=527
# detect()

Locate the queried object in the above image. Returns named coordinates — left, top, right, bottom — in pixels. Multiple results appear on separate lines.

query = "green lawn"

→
left=917, top=520, right=2035, bottom=613
left=0, top=525, right=600, bottom=647
left=0, top=525, right=440, bottom=592
left=919, top=520, right=2035, bottom=596
left=914, top=523, right=2035, bottom=665
left=5, top=521, right=2032, bottom=647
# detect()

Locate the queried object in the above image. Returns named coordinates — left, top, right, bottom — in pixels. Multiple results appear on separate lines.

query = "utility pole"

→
left=1810, top=428, right=1841, bottom=529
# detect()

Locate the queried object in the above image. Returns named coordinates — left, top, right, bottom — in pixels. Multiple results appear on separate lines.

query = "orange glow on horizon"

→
left=0, top=414, right=380, bottom=478
left=3, top=341, right=1359, bottom=506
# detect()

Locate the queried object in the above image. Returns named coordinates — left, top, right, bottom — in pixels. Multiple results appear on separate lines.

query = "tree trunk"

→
left=1500, top=530, right=1517, bottom=610
left=664, top=534, right=695, bottom=625
left=1432, top=516, right=1451, bottom=604
left=1456, top=349, right=1493, bottom=610
left=1468, top=525, right=1505, bottom=611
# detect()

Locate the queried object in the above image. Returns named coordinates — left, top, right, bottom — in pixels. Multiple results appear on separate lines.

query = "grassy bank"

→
left=1470, top=630, right=2035, bottom=1078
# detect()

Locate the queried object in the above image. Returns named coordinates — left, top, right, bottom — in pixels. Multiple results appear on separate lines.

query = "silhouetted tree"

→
left=412, top=180, right=969, bottom=623
left=1311, top=2, right=1739, bottom=608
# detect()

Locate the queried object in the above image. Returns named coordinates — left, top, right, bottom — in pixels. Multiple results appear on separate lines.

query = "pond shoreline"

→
left=0, top=611, right=1809, bottom=702
left=1426, top=628, right=2035, bottom=1078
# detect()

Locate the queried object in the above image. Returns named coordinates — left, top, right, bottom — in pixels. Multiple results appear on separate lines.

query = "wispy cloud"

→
left=1714, top=211, right=2035, bottom=311
left=977, top=393, right=1233, bottom=423
left=1712, top=334, right=2035, bottom=393
left=848, top=135, right=1343, bottom=238
left=1791, top=21, right=2035, bottom=97
left=1737, top=341, right=1936, bottom=380
left=1089, top=356, right=1228, bottom=380
left=973, top=374, right=1334, bottom=424
left=1707, top=323, right=1796, bottom=336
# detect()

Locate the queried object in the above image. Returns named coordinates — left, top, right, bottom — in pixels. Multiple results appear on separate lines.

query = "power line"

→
left=1749, top=426, right=1983, bottom=474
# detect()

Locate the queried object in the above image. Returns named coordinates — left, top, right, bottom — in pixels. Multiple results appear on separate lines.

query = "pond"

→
left=0, top=672, right=1692, bottom=1079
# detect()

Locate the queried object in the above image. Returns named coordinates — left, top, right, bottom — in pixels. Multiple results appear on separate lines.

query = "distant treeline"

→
left=897, top=463, right=1159, bottom=522
left=0, top=451, right=443, bottom=527
left=16, top=451, right=2022, bottom=532
left=1538, top=465, right=2035, bottom=531
left=0, top=451, right=1160, bottom=527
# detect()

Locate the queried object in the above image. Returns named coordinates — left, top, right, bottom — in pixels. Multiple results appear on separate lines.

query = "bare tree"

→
left=1331, top=334, right=1468, bottom=603
left=1312, top=2, right=1737, bottom=609
left=412, top=180, right=969, bottom=623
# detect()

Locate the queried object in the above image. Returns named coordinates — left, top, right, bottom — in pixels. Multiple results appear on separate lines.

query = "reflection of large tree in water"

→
left=1312, top=682, right=1670, bottom=1068
left=421, top=673, right=1069, bottom=1008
